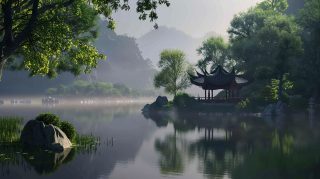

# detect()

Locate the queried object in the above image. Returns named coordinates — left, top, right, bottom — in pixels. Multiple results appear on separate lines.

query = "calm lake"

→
left=0, top=104, right=319, bottom=179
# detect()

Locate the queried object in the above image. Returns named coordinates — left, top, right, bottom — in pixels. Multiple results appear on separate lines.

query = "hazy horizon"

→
left=113, top=0, right=262, bottom=38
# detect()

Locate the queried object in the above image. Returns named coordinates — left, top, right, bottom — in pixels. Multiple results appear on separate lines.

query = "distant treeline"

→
left=46, top=80, right=155, bottom=97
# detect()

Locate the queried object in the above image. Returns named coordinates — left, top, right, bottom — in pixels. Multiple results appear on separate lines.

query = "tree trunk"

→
left=0, top=59, right=7, bottom=81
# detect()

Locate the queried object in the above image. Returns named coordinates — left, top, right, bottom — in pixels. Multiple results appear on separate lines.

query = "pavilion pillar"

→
left=204, top=90, right=207, bottom=100
left=225, top=90, right=228, bottom=100
left=211, top=90, right=214, bottom=100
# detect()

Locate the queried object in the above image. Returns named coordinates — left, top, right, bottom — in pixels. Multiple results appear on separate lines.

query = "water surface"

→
left=0, top=104, right=319, bottom=179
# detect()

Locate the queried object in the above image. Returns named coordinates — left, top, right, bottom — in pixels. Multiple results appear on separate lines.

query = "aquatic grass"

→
left=0, top=117, right=23, bottom=143
left=73, top=134, right=100, bottom=153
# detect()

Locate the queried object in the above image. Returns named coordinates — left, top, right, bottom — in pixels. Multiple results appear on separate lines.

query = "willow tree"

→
left=154, top=49, right=191, bottom=97
left=0, top=0, right=170, bottom=79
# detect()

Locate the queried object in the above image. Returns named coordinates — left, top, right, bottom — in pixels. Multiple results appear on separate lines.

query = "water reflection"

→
left=155, top=135, right=185, bottom=175
left=22, top=148, right=75, bottom=175
left=146, top=111, right=320, bottom=179
left=0, top=105, right=155, bottom=179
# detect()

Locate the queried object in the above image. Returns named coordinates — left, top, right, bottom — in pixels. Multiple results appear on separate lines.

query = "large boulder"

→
left=142, top=96, right=168, bottom=112
left=20, top=120, right=72, bottom=152
left=154, top=96, right=169, bottom=107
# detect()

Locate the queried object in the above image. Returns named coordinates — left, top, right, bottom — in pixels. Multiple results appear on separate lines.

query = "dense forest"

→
left=184, top=0, right=318, bottom=110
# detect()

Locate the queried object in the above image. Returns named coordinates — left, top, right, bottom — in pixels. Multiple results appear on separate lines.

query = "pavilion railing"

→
left=194, top=97, right=244, bottom=103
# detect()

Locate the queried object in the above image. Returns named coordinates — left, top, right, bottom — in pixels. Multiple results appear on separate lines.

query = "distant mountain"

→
left=137, top=26, right=218, bottom=66
left=137, top=26, right=220, bottom=66
left=0, top=19, right=155, bottom=95
left=92, top=20, right=155, bottom=89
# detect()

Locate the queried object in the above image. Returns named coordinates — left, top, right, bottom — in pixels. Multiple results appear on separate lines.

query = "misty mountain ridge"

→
left=137, top=26, right=221, bottom=66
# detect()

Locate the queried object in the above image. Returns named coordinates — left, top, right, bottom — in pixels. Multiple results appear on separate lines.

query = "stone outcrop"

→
left=20, top=120, right=72, bottom=152
left=142, top=96, right=168, bottom=113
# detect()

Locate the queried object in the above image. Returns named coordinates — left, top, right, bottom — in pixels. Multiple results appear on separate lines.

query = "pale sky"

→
left=113, top=0, right=262, bottom=38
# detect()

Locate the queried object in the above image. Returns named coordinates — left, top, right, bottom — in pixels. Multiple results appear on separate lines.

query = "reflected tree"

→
left=189, top=134, right=242, bottom=179
left=154, top=134, right=184, bottom=175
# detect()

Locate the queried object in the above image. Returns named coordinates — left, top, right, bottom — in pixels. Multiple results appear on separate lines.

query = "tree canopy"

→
left=154, top=49, right=191, bottom=96
left=293, top=0, right=320, bottom=99
left=228, top=0, right=302, bottom=101
left=196, top=37, right=234, bottom=73
left=0, top=0, right=170, bottom=79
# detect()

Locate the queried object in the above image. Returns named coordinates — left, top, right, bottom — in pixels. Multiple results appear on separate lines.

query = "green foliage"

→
left=236, top=98, right=250, bottom=110
left=8, top=1, right=105, bottom=78
left=173, top=93, right=196, bottom=107
left=0, top=117, right=23, bottom=143
left=262, top=77, right=293, bottom=103
left=35, top=113, right=61, bottom=127
left=228, top=0, right=302, bottom=103
left=46, top=80, right=154, bottom=97
left=154, top=49, right=191, bottom=96
left=74, top=134, right=99, bottom=151
left=196, top=37, right=234, bottom=72
left=0, top=0, right=170, bottom=79
left=35, top=113, right=77, bottom=140
left=257, top=0, right=288, bottom=13
left=60, top=121, right=76, bottom=140
left=293, top=0, right=320, bottom=99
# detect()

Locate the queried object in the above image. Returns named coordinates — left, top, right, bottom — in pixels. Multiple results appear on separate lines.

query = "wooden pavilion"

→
left=189, top=65, right=248, bottom=102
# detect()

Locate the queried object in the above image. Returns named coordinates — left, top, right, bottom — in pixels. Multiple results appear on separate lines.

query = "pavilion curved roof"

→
left=189, top=65, right=248, bottom=90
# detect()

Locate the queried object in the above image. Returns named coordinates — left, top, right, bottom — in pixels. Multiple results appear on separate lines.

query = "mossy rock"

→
left=35, top=113, right=60, bottom=126
left=59, top=121, right=76, bottom=141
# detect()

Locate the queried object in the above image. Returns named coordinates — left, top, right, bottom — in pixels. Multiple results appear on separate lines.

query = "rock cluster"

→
left=142, top=96, right=168, bottom=113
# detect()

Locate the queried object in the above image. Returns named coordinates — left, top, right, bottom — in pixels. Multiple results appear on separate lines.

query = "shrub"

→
left=173, top=93, right=196, bottom=107
left=35, top=113, right=60, bottom=126
left=236, top=98, right=250, bottom=110
left=289, top=95, right=308, bottom=110
left=35, top=113, right=76, bottom=140
left=60, top=121, right=76, bottom=140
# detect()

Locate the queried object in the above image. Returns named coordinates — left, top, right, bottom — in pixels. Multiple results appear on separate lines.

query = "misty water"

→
left=0, top=103, right=319, bottom=179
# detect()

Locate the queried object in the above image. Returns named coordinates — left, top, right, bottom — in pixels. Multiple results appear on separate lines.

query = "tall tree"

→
left=196, top=36, right=233, bottom=73
left=228, top=0, right=302, bottom=101
left=295, top=0, right=320, bottom=100
left=154, top=49, right=191, bottom=96
left=0, top=0, right=170, bottom=79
